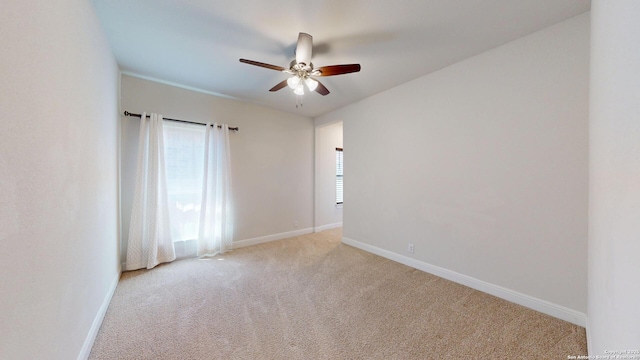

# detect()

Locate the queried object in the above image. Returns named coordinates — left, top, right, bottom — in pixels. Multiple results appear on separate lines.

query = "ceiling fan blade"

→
left=269, top=79, right=288, bottom=92
left=239, top=59, right=285, bottom=71
left=295, top=33, right=313, bottom=66
left=316, top=64, right=361, bottom=76
left=314, top=80, right=330, bottom=96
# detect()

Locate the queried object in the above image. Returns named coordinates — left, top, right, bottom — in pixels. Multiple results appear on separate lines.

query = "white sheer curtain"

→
left=126, top=112, right=176, bottom=270
left=197, top=123, right=233, bottom=256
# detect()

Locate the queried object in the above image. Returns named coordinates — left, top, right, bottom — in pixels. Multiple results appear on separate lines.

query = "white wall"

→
left=316, top=14, right=589, bottom=320
left=0, top=1, right=120, bottom=359
left=588, top=1, right=640, bottom=354
left=314, top=122, right=343, bottom=231
left=120, top=75, right=314, bottom=260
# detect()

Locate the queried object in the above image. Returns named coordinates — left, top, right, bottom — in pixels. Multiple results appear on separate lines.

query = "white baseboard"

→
left=233, top=228, right=314, bottom=249
left=77, top=271, right=120, bottom=360
left=342, top=236, right=587, bottom=327
left=314, top=222, right=343, bottom=232
left=586, top=317, right=592, bottom=355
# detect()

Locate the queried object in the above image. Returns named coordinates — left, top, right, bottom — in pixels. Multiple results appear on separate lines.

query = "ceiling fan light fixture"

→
left=287, top=76, right=300, bottom=89
left=294, top=84, right=305, bottom=96
left=305, top=77, right=318, bottom=91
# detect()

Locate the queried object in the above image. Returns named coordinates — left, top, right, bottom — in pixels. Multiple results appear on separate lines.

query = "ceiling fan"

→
left=239, top=32, right=361, bottom=97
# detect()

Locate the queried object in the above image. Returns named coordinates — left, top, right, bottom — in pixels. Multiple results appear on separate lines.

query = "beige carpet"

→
left=90, top=228, right=587, bottom=359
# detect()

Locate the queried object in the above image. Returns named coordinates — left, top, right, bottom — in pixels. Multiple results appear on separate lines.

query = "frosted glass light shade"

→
left=305, top=78, right=318, bottom=91
left=287, top=76, right=300, bottom=89
left=294, top=84, right=304, bottom=95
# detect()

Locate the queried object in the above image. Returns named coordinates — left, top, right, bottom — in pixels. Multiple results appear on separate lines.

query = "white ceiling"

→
left=92, top=0, right=590, bottom=118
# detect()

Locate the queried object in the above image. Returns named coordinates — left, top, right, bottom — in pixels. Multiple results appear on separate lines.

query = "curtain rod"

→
left=123, top=111, right=239, bottom=131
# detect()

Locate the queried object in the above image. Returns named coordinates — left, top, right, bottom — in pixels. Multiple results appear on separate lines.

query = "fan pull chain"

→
left=296, top=94, right=303, bottom=108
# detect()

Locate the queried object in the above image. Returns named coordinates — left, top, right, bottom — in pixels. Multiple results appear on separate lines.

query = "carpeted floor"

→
left=89, top=228, right=587, bottom=359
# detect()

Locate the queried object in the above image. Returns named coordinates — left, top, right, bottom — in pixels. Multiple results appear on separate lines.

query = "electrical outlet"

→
left=293, top=221, right=299, bottom=228
left=408, top=243, right=415, bottom=254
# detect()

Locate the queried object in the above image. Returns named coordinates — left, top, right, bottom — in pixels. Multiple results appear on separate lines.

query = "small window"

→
left=336, top=148, right=343, bottom=204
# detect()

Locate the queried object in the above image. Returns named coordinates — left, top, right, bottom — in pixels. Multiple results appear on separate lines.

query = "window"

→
left=162, top=120, right=233, bottom=258
left=163, top=122, right=206, bottom=242
left=336, top=148, right=343, bottom=204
